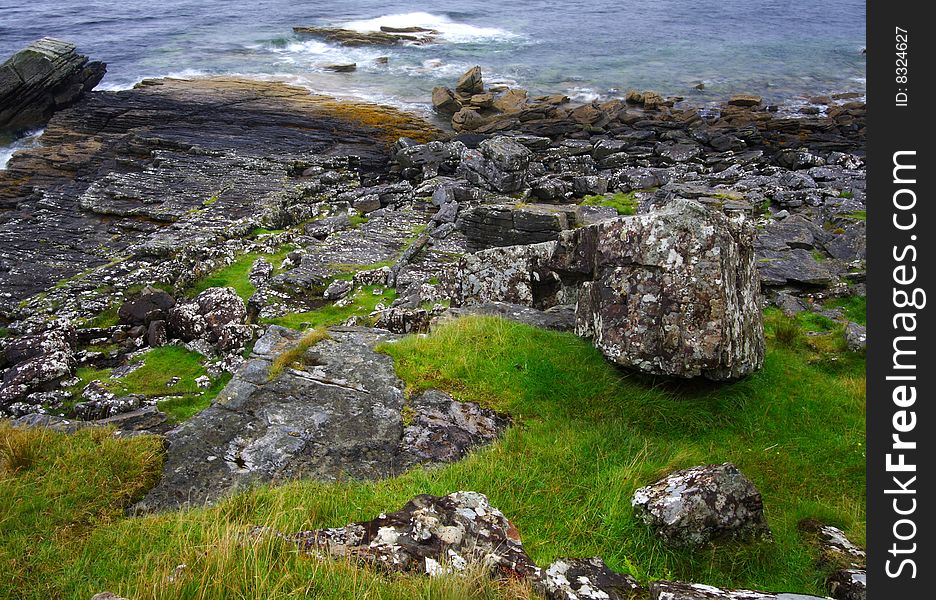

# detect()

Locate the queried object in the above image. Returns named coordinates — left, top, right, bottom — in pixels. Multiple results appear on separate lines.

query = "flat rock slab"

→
left=134, top=325, right=506, bottom=512
left=650, top=582, right=831, bottom=600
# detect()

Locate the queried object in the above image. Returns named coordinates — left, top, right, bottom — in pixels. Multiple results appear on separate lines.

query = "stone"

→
left=455, top=66, right=484, bottom=96
left=353, top=194, right=382, bottom=214
left=458, top=203, right=578, bottom=252
left=0, top=320, right=77, bottom=412
left=492, top=88, right=529, bottom=113
left=134, top=327, right=505, bottom=512
left=445, top=200, right=764, bottom=380
left=117, top=287, right=176, bottom=326
left=432, top=86, right=461, bottom=115
left=649, top=581, right=829, bottom=599
left=0, top=38, right=106, bottom=134
left=395, top=389, right=509, bottom=471
left=451, top=107, right=487, bottom=133
left=797, top=519, right=866, bottom=569
left=323, top=279, right=352, bottom=300
left=248, top=258, right=274, bottom=287
left=167, top=287, right=250, bottom=355
left=538, top=557, right=642, bottom=600
left=844, top=322, right=866, bottom=352
left=322, top=63, right=356, bottom=73
left=827, top=569, right=865, bottom=600
left=90, top=593, right=130, bottom=600
left=293, top=26, right=436, bottom=46
left=727, top=94, right=763, bottom=108
left=306, top=213, right=353, bottom=240
left=287, top=491, right=540, bottom=578
left=457, top=136, right=532, bottom=193
left=147, top=320, right=168, bottom=347
left=74, top=393, right=143, bottom=421
left=436, top=302, right=576, bottom=333
left=631, top=463, right=770, bottom=547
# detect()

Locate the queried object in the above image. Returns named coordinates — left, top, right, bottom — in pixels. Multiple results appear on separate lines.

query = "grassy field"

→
left=0, top=313, right=864, bottom=599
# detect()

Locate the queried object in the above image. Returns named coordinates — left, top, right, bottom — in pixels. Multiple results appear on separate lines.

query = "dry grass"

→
left=268, top=328, right=331, bottom=380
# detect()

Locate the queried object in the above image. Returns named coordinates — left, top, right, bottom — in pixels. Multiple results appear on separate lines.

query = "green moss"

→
left=262, top=286, right=397, bottom=330
left=68, top=346, right=229, bottom=422
left=349, top=214, right=369, bottom=228
left=190, top=245, right=295, bottom=301
left=580, top=192, right=639, bottom=215
left=844, top=210, right=866, bottom=221
left=838, top=190, right=854, bottom=199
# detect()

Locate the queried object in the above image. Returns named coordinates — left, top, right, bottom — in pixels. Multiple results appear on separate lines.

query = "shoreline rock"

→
left=0, top=37, right=105, bottom=135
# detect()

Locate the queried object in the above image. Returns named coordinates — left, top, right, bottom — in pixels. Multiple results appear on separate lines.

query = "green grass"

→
left=191, top=245, right=295, bottom=301
left=268, top=328, right=330, bottom=380
left=837, top=190, right=854, bottom=199
left=70, top=346, right=231, bottom=422
left=844, top=210, right=865, bottom=221
left=1, top=315, right=864, bottom=599
left=825, top=296, right=866, bottom=326
left=580, top=192, right=639, bottom=216
left=261, top=286, right=397, bottom=330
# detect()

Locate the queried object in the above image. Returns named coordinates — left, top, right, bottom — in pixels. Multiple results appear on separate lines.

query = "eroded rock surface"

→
left=649, top=581, right=830, bottom=600
left=632, top=463, right=771, bottom=546
left=134, top=326, right=507, bottom=512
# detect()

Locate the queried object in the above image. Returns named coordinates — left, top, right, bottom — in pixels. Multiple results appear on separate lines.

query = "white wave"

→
left=0, top=129, right=43, bottom=170
left=341, top=12, right=519, bottom=43
left=566, top=87, right=601, bottom=103
left=95, top=69, right=211, bottom=91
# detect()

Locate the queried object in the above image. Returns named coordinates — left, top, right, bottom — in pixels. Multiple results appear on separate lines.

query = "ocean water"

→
left=0, top=0, right=865, bottom=164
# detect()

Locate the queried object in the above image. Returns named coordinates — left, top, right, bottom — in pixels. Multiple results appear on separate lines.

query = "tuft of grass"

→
left=837, top=190, right=854, bottom=199
left=262, top=286, right=397, bottom=330
left=844, top=210, right=865, bottom=221
left=268, top=328, right=330, bottom=380
left=580, top=192, right=639, bottom=215
left=764, top=310, right=805, bottom=349
left=1, top=315, right=864, bottom=599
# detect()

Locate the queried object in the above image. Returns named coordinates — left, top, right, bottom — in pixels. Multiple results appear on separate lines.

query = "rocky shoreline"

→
left=0, top=39, right=866, bottom=600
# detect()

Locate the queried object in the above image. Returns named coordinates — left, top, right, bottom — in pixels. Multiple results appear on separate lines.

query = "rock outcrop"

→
left=0, top=38, right=105, bottom=134
left=648, top=581, right=830, bottom=599
left=134, top=326, right=507, bottom=512
left=631, top=463, right=771, bottom=546
left=443, top=200, right=765, bottom=380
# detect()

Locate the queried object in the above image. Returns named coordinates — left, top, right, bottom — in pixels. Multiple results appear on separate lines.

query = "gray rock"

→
left=445, top=200, right=764, bottom=380
left=286, top=491, right=539, bottom=578
left=167, top=287, right=251, bottom=355
left=458, top=203, right=578, bottom=252
left=395, top=389, right=509, bottom=471
left=134, top=327, right=505, bottom=512
left=758, top=249, right=834, bottom=287
left=457, top=136, right=533, bottom=193
left=0, top=38, right=106, bottom=134
left=117, top=287, right=176, bottom=326
left=844, top=322, right=866, bottom=352
left=0, top=320, right=77, bottom=411
left=305, top=213, right=352, bottom=240
left=631, top=463, right=771, bottom=547
left=323, top=279, right=352, bottom=301
left=649, top=581, right=830, bottom=599
left=828, top=569, right=865, bottom=600
left=539, top=557, right=642, bottom=600
left=248, top=258, right=274, bottom=287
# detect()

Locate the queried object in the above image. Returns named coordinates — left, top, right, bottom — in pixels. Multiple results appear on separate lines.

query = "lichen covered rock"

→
left=631, top=463, right=770, bottom=547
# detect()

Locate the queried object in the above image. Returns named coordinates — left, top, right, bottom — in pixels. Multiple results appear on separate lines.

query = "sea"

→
left=0, top=0, right=866, bottom=166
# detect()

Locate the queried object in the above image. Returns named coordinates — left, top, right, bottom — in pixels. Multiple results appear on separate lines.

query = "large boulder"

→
left=443, top=200, right=765, bottom=380
left=0, top=38, right=106, bottom=134
left=631, top=463, right=770, bottom=547
left=167, top=287, right=250, bottom=354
